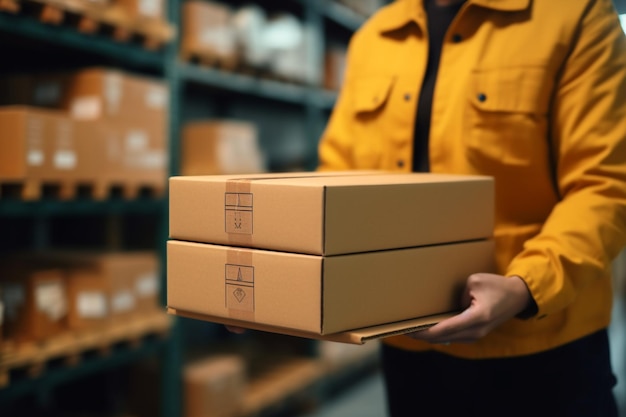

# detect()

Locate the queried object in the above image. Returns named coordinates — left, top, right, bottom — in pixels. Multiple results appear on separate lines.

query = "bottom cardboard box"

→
left=167, top=239, right=495, bottom=338
left=167, top=307, right=456, bottom=345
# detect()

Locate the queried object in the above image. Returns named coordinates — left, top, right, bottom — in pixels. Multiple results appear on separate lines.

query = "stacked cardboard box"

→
left=0, top=251, right=159, bottom=343
left=167, top=171, right=496, bottom=343
left=0, top=68, right=168, bottom=199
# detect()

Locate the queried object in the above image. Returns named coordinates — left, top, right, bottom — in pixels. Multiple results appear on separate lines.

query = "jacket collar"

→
left=377, top=0, right=531, bottom=33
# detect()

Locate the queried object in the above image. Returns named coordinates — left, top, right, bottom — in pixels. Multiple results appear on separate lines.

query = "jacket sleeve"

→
left=507, top=0, right=626, bottom=319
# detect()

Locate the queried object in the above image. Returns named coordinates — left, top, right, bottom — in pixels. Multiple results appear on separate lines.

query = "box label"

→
left=224, top=193, right=253, bottom=234
left=225, top=264, right=254, bottom=313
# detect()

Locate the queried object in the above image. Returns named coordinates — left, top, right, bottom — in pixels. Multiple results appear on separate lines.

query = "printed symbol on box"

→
left=233, top=287, right=246, bottom=303
left=225, top=193, right=253, bottom=235
left=225, top=264, right=254, bottom=312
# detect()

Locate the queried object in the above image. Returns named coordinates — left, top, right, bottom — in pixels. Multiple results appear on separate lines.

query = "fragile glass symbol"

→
left=233, top=288, right=246, bottom=303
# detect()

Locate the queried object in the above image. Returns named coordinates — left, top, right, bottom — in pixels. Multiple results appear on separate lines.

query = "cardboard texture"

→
left=181, top=120, right=264, bottom=176
left=169, top=172, right=494, bottom=255
left=184, top=354, right=246, bottom=417
left=167, top=239, right=495, bottom=336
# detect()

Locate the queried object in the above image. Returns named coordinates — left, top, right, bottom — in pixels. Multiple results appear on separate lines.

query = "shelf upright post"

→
left=159, top=0, right=184, bottom=415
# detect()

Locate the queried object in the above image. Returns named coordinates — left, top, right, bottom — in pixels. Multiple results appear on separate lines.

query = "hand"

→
left=407, top=273, right=533, bottom=344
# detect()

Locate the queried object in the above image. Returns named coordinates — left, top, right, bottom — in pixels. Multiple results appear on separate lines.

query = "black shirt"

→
left=412, top=1, right=464, bottom=172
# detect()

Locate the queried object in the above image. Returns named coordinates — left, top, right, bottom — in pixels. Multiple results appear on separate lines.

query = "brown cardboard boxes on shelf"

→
left=0, top=68, right=169, bottom=197
left=169, top=172, right=494, bottom=255
left=184, top=354, right=247, bottom=417
left=0, top=266, right=68, bottom=344
left=0, top=107, right=103, bottom=195
left=181, top=120, right=265, bottom=176
left=64, top=251, right=161, bottom=329
left=63, top=68, right=168, bottom=126
left=115, top=0, right=166, bottom=20
left=181, top=0, right=237, bottom=66
left=168, top=172, right=496, bottom=342
left=167, top=239, right=494, bottom=337
left=66, top=68, right=169, bottom=192
left=65, top=268, right=112, bottom=331
left=16, top=251, right=160, bottom=330
left=0, top=68, right=169, bottom=126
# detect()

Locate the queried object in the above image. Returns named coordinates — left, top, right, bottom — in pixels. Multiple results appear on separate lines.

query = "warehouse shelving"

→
left=0, top=0, right=376, bottom=415
left=0, top=12, right=166, bottom=71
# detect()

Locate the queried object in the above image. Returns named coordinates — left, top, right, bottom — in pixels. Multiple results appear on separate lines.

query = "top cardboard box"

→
left=169, top=171, right=494, bottom=255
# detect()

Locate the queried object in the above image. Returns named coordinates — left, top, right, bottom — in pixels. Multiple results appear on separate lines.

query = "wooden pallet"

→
left=180, top=48, right=240, bottom=72
left=0, top=179, right=165, bottom=201
left=0, top=0, right=175, bottom=50
left=0, top=311, right=171, bottom=388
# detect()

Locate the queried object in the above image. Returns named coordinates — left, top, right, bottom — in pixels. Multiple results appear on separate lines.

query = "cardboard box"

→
left=0, top=107, right=99, bottom=184
left=116, top=0, right=165, bottom=20
left=181, top=1, right=237, bottom=63
left=184, top=354, right=246, bottom=417
left=23, top=251, right=159, bottom=325
left=167, top=239, right=495, bottom=337
left=169, top=172, right=494, bottom=256
left=64, top=68, right=168, bottom=127
left=181, top=120, right=265, bottom=176
left=99, top=118, right=167, bottom=187
left=65, top=268, right=112, bottom=331
left=0, top=267, right=67, bottom=344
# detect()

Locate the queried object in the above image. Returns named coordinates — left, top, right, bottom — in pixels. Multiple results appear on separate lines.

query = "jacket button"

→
left=477, top=93, right=487, bottom=102
left=404, top=93, right=411, bottom=101
left=452, top=34, right=462, bottom=43
left=397, top=160, right=405, bottom=168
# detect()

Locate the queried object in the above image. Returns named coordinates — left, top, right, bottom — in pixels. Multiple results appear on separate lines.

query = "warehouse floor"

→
left=301, top=294, right=626, bottom=417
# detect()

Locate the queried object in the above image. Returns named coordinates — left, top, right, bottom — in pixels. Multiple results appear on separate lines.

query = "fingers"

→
left=408, top=306, right=483, bottom=343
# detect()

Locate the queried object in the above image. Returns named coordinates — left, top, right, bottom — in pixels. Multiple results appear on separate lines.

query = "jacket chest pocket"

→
left=464, top=66, right=553, bottom=168
left=349, top=76, right=397, bottom=169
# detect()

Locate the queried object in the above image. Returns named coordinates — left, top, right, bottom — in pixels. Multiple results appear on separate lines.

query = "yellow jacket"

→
left=318, top=0, right=626, bottom=358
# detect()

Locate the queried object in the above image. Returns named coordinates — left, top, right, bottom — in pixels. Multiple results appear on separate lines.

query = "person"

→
left=316, top=0, right=626, bottom=416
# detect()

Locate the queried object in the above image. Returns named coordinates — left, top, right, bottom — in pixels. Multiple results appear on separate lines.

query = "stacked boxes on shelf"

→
left=181, top=120, right=266, bottom=176
left=167, top=171, right=496, bottom=343
left=0, top=251, right=160, bottom=345
left=180, top=1, right=321, bottom=85
left=0, top=68, right=169, bottom=199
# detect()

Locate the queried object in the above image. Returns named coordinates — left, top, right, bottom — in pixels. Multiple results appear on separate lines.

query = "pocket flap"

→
left=353, top=76, right=396, bottom=114
left=470, top=67, right=550, bottom=115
